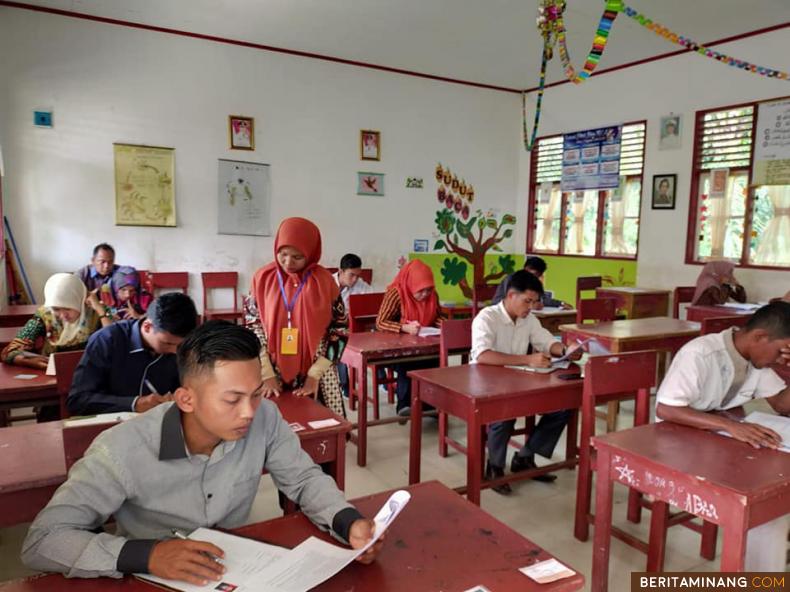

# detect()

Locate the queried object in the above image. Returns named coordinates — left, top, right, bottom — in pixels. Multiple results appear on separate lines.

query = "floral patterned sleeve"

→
left=243, top=294, right=277, bottom=380
left=1, top=314, right=47, bottom=363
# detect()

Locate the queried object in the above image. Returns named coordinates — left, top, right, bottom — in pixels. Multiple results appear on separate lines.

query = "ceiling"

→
left=5, top=0, right=789, bottom=90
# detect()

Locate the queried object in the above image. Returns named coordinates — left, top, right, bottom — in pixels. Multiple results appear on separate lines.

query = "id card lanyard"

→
left=276, top=270, right=311, bottom=355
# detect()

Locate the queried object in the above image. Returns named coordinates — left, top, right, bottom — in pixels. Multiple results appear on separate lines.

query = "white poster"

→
left=753, top=98, right=790, bottom=186
left=217, top=159, right=271, bottom=236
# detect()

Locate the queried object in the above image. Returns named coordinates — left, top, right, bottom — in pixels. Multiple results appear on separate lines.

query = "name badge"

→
left=281, top=327, right=299, bottom=355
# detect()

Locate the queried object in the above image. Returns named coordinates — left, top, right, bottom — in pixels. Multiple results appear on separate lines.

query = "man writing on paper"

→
left=23, top=321, right=382, bottom=585
left=472, top=270, right=582, bottom=495
left=656, top=301, right=790, bottom=571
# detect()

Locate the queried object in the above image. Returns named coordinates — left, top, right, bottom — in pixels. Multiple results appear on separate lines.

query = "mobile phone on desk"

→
left=557, top=370, right=582, bottom=380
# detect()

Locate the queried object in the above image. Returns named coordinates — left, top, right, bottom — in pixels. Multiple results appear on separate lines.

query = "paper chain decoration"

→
left=622, top=6, right=789, bottom=81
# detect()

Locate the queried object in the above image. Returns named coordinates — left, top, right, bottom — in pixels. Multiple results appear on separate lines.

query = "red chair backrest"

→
left=576, top=276, right=602, bottom=307
left=576, top=298, right=617, bottom=324
left=201, top=272, right=239, bottom=311
left=137, top=270, right=153, bottom=294
left=150, top=272, right=189, bottom=293
left=472, top=284, right=498, bottom=316
left=327, top=267, right=373, bottom=285
left=673, top=286, right=696, bottom=318
left=63, top=422, right=119, bottom=470
left=439, top=318, right=473, bottom=367
left=701, top=315, right=749, bottom=335
left=582, top=350, right=658, bottom=425
left=54, top=350, right=85, bottom=419
left=348, top=292, right=385, bottom=332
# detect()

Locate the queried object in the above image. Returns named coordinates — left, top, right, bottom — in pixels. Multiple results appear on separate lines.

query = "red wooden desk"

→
left=439, top=303, right=473, bottom=319
left=685, top=304, right=754, bottom=322
left=408, top=364, right=582, bottom=505
left=0, top=396, right=350, bottom=527
left=0, top=422, right=65, bottom=527
left=0, top=326, right=22, bottom=349
left=0, top=481, right=584, bottom=592
left=591, top=422, right=790, bottom=591
left=0, top=365, right=57, bottom=427
left=0, top=305, right=38, bottom=328
left=341, top=332, right=439, bottom=467
left=559, top=317, right=700, bottom=355
left=595, top=287, right=670, bottom=319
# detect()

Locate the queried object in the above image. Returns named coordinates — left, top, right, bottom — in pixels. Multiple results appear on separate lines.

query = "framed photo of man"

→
left=651, top=174, right=677, bottom=209
left=360, top=130, right=381, bottom=161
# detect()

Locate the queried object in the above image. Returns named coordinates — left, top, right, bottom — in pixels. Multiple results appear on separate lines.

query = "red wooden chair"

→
left=346, top=292, right=395, bottom=418
left=437, top=319, right=472, bottom=457
left=576, top=297, right=617, bottom=324
left=472, top=284, right=498, bottom=316
left=672, top=286, right=696, bottom=319
left=63, top=422, right=120, bottom=470
left=137, top=269, right=153, bottom=295
left=574, top=350, right=717, bottom=569
left=575, top=276, right=602, bottom=308
left=701, top=315, right=749, bottom=335
left=150, top=272, right=189, bottom=294
left=53, top=350, right=85, bottom=419
left=202, top=272, right=242, bottom=323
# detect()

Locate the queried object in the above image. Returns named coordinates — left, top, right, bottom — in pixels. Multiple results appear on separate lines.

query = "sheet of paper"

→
left=719, top=302, right=761, bottom=312
left=307, top=418, right=340, bottom=429
left=63, top=412, right=137, bottom=427
left=505, top=360, right=571, bottom=374
left=137, top=527, right=289, bottom=592
left=744, top=411, right=790, bottom=452
left=13, top=374, right=38, bottom=380
left=45, top=354, right=56, bottom=376
left=244, top=490, right=411, bottom=592
left=463, top=586, right=492, bottom=592
left=417, top=326, right=441, bottom=337
left=519, top=558, right=576, bottom=583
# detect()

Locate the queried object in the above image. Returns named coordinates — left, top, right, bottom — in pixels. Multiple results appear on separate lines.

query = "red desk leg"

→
left=335, top=431, right=346, bottom=491
left=591, top=447, right=614, bottom=592
left=408, top=377, right=423, bottom=485
left=720, top=510, right=748, bottom=570
left=357, top=359, right=369, bottom=467
left=348, top=366, right=357, bottom=412
left=466, top=410, right=483, bottom=506
left=647, top=500, right=669, bottom=571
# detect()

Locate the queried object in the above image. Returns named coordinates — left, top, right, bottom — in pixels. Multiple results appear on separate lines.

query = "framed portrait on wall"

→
left=360, top=130, right=380, bottom=161
left=229, top=116, right=255, bottom=150
left=658, top=114, right=681, bottom=150
left=651, top=174, right=677, bottom=209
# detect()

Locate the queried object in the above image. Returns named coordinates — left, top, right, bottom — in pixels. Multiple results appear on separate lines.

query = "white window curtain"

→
left=753, top=185, right=790, bottom=266
left=707, top=174, right=738, bottom=259
left=536, top=186, right=560, bottom=251
left=567, top=192, right=587, bottom=254
left=606, top=180, right=636, bottom=255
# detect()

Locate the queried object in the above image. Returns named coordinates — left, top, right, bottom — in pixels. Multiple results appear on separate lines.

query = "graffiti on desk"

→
left=614, top=464, right=637, bottom=486
left=683, top=493, right=719, bottom=520
left=318, top=440, right=328, bottom=455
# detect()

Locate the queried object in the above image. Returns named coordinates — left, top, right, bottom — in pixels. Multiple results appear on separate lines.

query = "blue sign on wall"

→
left=561, top=125, right=622, bottom=191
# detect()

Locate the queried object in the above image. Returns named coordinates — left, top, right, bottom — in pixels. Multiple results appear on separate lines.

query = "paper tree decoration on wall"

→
left=432, top=163, right=517, bottom=299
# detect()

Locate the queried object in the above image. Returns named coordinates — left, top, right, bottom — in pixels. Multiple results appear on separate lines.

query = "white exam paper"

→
left=307, top=418, right=340, bottom=429
left=417, top=326, right=441, bottom=337
left=45, top=354, right=56, bottom=376
left=63, top=412, right=137, bottom=427
left=519, top=558, right=575, bottom=583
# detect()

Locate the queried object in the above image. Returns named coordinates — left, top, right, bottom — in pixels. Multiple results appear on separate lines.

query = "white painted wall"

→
left=0, top=8, right=521, bottom=308
left=517, top=27, right=790, bottom=301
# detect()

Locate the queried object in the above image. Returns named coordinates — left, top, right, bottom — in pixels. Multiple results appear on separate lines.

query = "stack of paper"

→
left=63, top=412, right=137, bottom=427
left=137, top=490, right=411, bottom=592
left=743, top=411, right=790, bottom=452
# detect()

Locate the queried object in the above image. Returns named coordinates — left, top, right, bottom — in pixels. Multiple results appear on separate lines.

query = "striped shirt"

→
left=375, top=287, right=445, bottom=333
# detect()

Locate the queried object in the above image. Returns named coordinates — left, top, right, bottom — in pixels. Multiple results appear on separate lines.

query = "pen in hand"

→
left=145, top=379, right=159, bottom=395
left=171, top=530, right=225, bottom=565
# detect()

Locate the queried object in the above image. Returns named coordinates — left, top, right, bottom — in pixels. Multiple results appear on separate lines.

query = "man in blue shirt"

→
left=67, top=292, right=199, bottom=415
left=76, top=243, right=120, bottom=292
left=492, top=256, right=571, bottom=309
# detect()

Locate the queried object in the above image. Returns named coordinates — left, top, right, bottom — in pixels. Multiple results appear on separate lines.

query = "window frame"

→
left=685, top=95, right=790, bottom=271
left=526, top=120, right=647, bottom=261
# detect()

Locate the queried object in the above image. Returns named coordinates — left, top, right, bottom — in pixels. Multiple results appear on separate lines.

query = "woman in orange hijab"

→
left=376, top=260, right=444, bottom=417
left=245, top=217, right=346, bottom=415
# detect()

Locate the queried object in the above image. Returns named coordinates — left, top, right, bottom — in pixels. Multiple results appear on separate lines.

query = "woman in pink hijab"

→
left=691, top=261, right=747, bottom=306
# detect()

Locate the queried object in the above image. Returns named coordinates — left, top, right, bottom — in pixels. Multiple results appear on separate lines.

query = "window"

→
left=686, top=98, right=790, bottom=269
left=527, top=122, right=646, bottom=259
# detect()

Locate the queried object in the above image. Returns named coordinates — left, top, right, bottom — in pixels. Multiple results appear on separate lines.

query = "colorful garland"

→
left=623, top=6, right=789, bottom=81
left=556, top=0, right=623, bottom=84
left=522, top=49, right=550, bottom=152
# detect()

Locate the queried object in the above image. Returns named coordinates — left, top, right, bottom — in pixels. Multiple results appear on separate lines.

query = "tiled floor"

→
left=0, top=398, right=783, bottom=589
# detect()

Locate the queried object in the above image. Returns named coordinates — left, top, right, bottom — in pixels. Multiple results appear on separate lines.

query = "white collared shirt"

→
left=332, top=272, right=371, bottom=310
left=657, top=329, right=786, bottom=411
left=471, top=302, right=558, bottom=363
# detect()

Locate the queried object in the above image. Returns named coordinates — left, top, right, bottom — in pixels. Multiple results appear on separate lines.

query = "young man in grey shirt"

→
left=22, top=321, right=382, bottom=586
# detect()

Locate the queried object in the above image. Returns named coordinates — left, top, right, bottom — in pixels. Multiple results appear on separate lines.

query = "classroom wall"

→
left=517, top=27, right=790, bottom=302
left=0, top=8, right=521, bottom=309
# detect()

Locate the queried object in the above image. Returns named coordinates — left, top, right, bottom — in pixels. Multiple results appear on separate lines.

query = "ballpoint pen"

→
left=171, top=530, right=225, bottom=565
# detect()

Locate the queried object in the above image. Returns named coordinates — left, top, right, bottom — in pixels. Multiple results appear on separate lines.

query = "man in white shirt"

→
left=471, top=270, right=582, bottom=494
left=333, top=254, right=372, bottom=396
left=333, top=253, right=371, bottom=311
left=656, top=301, right=790, bottom=571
